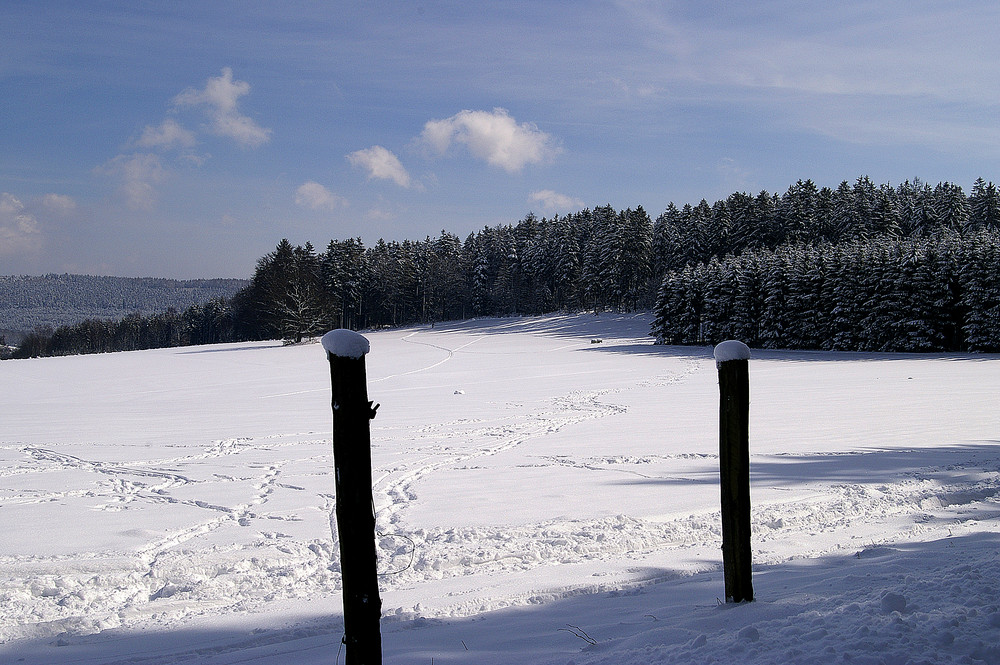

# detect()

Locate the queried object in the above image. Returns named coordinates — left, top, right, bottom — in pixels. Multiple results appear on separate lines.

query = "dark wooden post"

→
left=714, top=340, right=753, bottom=603
left=322, top=329, right=382, bottom=664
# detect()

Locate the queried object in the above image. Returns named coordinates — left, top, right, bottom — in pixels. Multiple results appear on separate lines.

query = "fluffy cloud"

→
left=39, top=193, right=77, bottom=214
left=137, top=119, right=197, bottom=150
left=530, top=189, right=585, bottom=211
left=173, top=68, right=271, bottom=148
left=347, top=146, right=412, bottom=188
left=295, top=181, right=348, bottom=211
left=419, top=108, right=560, bottom=172
left=98, top=153, right=166, bottom=210
left=0, top=193, right=43, bottom=255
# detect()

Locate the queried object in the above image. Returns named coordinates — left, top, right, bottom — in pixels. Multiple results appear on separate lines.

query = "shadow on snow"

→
left=10, top=532, right=1000, bottom=665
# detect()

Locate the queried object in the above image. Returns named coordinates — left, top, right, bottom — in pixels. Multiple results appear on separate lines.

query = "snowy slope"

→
left=3, top=313, right=1000, bottom=664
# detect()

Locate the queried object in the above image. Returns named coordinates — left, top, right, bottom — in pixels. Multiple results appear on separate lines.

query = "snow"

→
left=714, top=339, right=751, bottom=366
left=3, top=312, right=1000, bottom=664
left=321, top=328, right=370, bottom=358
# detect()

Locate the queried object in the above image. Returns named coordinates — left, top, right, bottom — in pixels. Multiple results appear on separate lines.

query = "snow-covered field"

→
left=3, top=312, right=1000, bottom=664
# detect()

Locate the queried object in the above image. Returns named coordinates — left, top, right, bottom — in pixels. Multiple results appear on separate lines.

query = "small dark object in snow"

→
left=591, top=338, right=602, bottom=344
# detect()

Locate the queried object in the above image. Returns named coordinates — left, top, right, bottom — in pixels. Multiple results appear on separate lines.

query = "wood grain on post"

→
left=323, top=329, right=382, bottom=664
left=714, top=340, right=753, bottom=603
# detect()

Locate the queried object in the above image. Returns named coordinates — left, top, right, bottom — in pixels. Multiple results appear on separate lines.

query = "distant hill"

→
left=0, top=274, right=249, bottom=343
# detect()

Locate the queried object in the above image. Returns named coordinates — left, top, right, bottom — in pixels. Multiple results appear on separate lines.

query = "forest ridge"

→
left=7, top=176, right=1000, bottom=359
left=0, top=275, right=246, bottom=344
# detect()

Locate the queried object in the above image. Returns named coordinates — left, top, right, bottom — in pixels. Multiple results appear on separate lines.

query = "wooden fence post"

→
left=322, top=329, right=382, bottom=664
left=714, top=340, right=753, bottom=603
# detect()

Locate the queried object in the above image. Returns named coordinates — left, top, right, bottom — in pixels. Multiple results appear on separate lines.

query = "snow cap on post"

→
left=322, top=329, right=370, bottom=359
left=714, top=340, right=751, bottom=368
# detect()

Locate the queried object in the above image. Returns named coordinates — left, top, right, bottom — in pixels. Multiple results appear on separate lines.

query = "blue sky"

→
left=3, top=1, right=999, bottom=278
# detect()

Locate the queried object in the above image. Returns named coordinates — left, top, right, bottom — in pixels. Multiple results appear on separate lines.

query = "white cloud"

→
left=98, top=153, right=166, bottom=210
left=39, top=193, right=77, bottom=214
left=179, top=152, right=209, bottom=167
left=364, top=207, right=395, bottom=222
left=136, top=119, right=197, bottom=150
left=295, top=181, right=348, bottom=211
left=530, top=189, right=584, bottom=211
left=715, top=157, right=752, bottom=193
left=173, top=68, right=271, bottom=148
left=347, top=146, right=413, bottom=188
left=0, top=193, right=43, bottom=255
left=419, top=108, right=561, bottom=172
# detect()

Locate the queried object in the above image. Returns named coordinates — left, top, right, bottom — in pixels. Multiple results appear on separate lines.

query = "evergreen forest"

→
left=7, top=176, right=1000, bottom=359
left=0, top=275, right=246, bottom=344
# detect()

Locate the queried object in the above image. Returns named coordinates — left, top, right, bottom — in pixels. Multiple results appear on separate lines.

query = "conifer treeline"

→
left=236, top=203, right=656, bottom=343
left=8, top=176, right=1000, bottom=358
left=8, top=298, right=241, bottom=359
left=0, top=274, right=246, bottom=338
left=652, top=232, right=1000, bottom=352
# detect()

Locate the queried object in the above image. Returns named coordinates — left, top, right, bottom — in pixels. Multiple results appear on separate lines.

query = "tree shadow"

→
left=377, top=316, right=1000, bottom=363
left=610, top=443, right=1000, bottom=489
left=426, top=312, right=657, bottom=342
left=749, top=442, right=1000, bottom=487
left=176, top=342, right=284, bottom=354
left=584, top=342, right=1000, bottom=363
left=11, top=532, right=1000, bottom=665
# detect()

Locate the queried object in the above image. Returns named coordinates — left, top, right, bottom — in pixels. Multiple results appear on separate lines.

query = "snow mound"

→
left=714, top=340, right=751, bottom=367
left=321, top=329, right=370, bottom=358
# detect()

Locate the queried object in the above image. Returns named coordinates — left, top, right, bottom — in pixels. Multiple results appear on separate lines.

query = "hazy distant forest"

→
left=7, top=176, right=1000, bottom=359
left=0, top=275, right=246, bottom=341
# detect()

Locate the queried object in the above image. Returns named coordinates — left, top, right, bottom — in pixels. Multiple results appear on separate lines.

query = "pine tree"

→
left=758, top=251, right=789, bottom=349
left=322, top=238, right=367, bottom=330
left=780, top=179, right=820, bottom=243
left=752, top=190, right=782, bottom=248
left=249, top=239, right=325, bottom=342
left=969, top=178, right=1000, bottom=230
left=830, top=180, right=858, bottom=241
left=870, top=184, right=902, bottom=238
left=853, top=176, right=877, bottom=238
left=725, top=191, right=756, bottom=254
left=619, top=206, right=653, bottom=310
left=823, top=241, right=862, bottom=350
left=687, top=200, right=714, bottom=265
left=896, top=180, right=923, bottom=236
left=814, top=186, right=836, bottom=243
left=700, top=257, right=737, bottom=344
left=731, top=253, right=762, bottom=346
left=783, top=245, right=825, bottom=349
left=552, top=214, right=581, bottom=309
left=932, top=182, right=970, bottom=232
left=580, top=205, right=621, bottom=311
left=959, top=232, right=1000, bottom=351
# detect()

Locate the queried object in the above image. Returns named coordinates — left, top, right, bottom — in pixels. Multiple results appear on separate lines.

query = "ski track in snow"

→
left=4, top=316, right=1000, bottom=663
